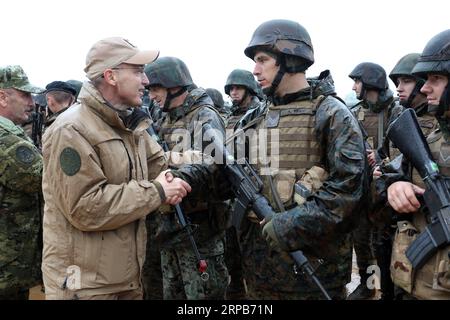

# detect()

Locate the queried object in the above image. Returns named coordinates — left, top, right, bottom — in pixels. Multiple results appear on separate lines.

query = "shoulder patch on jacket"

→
left=60, top=147, right=81, bottom=176
left=15, top=145, right=36, bottom=165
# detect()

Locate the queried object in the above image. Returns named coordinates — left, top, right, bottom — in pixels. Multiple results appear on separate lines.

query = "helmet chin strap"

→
left=439, top=84, right=450, bottom=112
left=357, top=84, right=366, bottom=101
left=233, top=89, right=250, bottom=108
left=402, top=79, right=424, bottom=107
left=264, top=55, right=286, bottom=99
left=162, top=87, right=186, bottom=111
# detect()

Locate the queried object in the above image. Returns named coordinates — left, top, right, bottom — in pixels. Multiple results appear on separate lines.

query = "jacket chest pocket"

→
left=95, top=139, right=132, bottom=183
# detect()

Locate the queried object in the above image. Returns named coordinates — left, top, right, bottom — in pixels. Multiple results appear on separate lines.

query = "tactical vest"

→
left=354, top=105, right=389, bottom=150
left=394, top=129, right=450, bottom=299
left=160, top=103, right=212, bottom=212
left=248, top=96, right=325, bottom=210
left=160, top=105, right=202, bottom=151
left=157, top=104, right=229, bottom=247
left=227, top=111, right=247, bottom=131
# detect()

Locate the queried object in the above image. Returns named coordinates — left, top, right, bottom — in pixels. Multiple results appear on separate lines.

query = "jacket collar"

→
left=78, top=82, right=130, bottom=131
left=0, top=115, right=26, bottom=136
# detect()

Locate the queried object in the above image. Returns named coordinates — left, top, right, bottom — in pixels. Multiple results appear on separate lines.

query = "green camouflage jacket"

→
left=0, top=116, right=43, bottom=294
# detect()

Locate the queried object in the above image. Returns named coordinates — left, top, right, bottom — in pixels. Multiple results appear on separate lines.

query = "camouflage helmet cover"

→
left=224, top=69, right=259, bottom=95
left=349, top=62, right=388, bottom=90
left=412, top=29, right=450, bottom=77
left=244, top=19, right=314, bottom=69
left=389, top=53, right=422, bottom=84
left=145, top=56, right=193, bottom=89
left=0, top=65, right=44, bottom=94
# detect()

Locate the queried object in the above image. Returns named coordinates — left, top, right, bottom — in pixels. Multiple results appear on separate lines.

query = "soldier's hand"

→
left=367, top=149, right=376, bottom=167
left=373, top=166, right=382, bottom=178
left=262, top=219, right=283, bottom=251
left=155, top=170, right=191, bottom=205
left=387, top=181, right=425, bottom=213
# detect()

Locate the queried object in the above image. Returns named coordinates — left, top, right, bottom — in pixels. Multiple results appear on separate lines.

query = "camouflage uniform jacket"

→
left=155, top=88, right=229, bottom=248
left=237, top=71, right=367, bottom=293
left=0, top=116, right=43, bottom=294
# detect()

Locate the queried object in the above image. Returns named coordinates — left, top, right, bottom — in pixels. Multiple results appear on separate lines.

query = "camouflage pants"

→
left=161, top=235, right=228, bottom=300
left=351, top=211, right=376, bottom=276
left=224, top=226, right=246, bottom=299
left=241, top=221, right=352, bottom=300
left=142, top=214, right=164, bottom=300
left=142, top=243, right=163, bottom=300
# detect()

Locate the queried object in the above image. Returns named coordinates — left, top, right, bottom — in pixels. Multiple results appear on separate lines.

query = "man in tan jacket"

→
left=41, top=37, right=191, bottom=300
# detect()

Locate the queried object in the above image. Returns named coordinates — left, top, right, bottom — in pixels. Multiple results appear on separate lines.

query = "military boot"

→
left=347, top=283, right=376, bottom=300
left=347, top=274, right=376, bottom=300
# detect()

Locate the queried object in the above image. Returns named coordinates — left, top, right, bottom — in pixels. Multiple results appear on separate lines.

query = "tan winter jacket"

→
left=41, top=82, right=167, bottom=299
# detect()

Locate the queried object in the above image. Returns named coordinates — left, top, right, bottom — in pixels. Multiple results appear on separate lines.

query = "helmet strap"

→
left=162, top=87, right=187, bottom=111
left=264, top=55, right=286, bottom=99
left=404, top=79, right=424, bottom=107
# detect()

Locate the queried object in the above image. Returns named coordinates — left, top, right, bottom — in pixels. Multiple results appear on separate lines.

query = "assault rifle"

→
left=204, top=124, right=331, bottom=300
left=387, top=108, right=450, bottom=269
left=31, top=102, right=45, bottom=149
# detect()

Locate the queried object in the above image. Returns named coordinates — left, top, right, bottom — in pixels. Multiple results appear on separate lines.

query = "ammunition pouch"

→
left=390, top=220, right=418, bottom=293
left=294, top=166, right=328, bottom=205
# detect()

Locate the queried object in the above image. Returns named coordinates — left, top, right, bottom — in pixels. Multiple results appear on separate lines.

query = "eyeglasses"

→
left=111, top=67, right=146, bottom=77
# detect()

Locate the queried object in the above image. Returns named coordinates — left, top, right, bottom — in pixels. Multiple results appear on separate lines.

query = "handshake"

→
left=154, top=169, right=191, bottom=206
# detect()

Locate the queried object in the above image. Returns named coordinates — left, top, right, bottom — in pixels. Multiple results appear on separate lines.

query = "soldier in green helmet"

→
left=145, top=56, right=229, bottom=300
left=224, top=69, right=262, bottom=130
left=0, top=65, right=44, bottom=299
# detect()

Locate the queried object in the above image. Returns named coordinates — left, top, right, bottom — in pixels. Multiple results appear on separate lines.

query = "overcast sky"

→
left=2, top=0, right=448, bottom=102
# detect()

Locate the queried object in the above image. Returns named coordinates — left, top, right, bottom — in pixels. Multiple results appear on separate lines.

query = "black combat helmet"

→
left=145, top=56, right=193, bottom=89
left=224, top=69, right=259, bottom=96
left=389, top=53, right=422, bottom=84
left=389, top=53, right=425, bottom=107
left=412, top=29, right=450, bottom=77
left=244, top=19, right=314, bottom=72
left=349, top=62, right=388, bottom=91
left=244, top=19, right=314, bottom=97
left=413, top=29, right=450, bottom=110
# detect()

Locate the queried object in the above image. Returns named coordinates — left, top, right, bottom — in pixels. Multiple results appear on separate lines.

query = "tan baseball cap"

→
left=84, top=37, right=160, bottom=81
